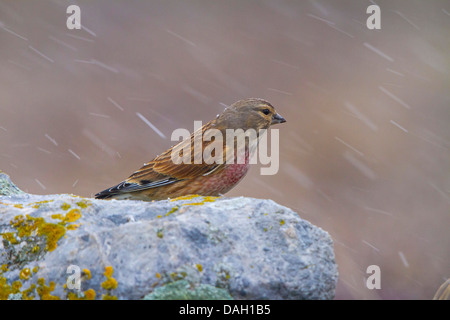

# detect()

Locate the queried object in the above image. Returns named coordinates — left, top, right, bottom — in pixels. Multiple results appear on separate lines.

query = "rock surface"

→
left=0, top=172, right=338, bottom=300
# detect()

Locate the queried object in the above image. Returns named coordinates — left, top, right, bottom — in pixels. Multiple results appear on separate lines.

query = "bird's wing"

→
left=95, top=121, right=230, bottom=198
left=129, top=121, right=229, bottom=181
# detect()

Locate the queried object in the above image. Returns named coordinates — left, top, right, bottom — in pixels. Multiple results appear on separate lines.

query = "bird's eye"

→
left=261, top=109, right=270, bottom=115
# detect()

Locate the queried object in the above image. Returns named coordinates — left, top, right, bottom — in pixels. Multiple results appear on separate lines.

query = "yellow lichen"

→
left=63, top=209, right=82, bottom=223
left=280, top=219, right=285, bottom=226
left=30, top=200, right=53, bottom=209
left=67, top=288, right=96, bottom=300
left=2, top=232, right=18, bottom=244
left=170, top=194, right=201, bottom=201
left=36, top=278, right=60, bottom=300
left=19, top=268, right=31, bottom=281
left=84, top=288, right=96, bottom=300
left=83, top=268, right=91, bottom=280
left=36, top=221, right=66, bottom=252
left=60, top=203, right=71, bottom=211
left=104, top=266, right=114, bottom=278
left=155, top=272, right=161, bottom=279
left=184, top=196, right=217, bottom=206
left=1, top=271, right=65, bottom=300
left=0, top=275, right=12, bottom=300
left=101, top=266, right=118, bottom=290
left=165, top=206, right=179, bottom=216
left=4, top=208, right=82, bottom=252
left=102, top=293, right=118, bottom=300
left=51, top=213, right=64, bottom=220
left=22, top=284, right=36, bottom=300
left=67, top=292, right=79, bottom=300
left=169, top=194, right=218, bottom=206
left=12, top=281, right=22, bottom=292
left=14, top=204, right=23, bottom=209
left=196, top=264, right=203, bottom=272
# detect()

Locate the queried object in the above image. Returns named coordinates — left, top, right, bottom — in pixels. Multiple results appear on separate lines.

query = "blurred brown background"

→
left=0, top=0, right=449, bottom=299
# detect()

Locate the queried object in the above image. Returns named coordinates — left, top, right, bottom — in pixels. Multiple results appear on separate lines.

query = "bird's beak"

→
left=271, top=113, right=286, bottom=125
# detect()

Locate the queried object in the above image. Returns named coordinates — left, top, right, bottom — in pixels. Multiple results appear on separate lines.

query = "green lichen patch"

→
left=143, top=279, right=233, bottom=300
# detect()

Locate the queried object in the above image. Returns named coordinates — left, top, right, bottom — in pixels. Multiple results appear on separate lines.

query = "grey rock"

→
left=0, top=173, right=338, bottom=300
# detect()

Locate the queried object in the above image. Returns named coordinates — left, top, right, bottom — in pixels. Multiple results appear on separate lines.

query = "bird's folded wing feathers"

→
left=117, top=122, right=229, bottom=192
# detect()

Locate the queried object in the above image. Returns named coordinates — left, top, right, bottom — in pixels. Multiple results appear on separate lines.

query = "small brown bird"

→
left=95, top=98, right=286, bottom=201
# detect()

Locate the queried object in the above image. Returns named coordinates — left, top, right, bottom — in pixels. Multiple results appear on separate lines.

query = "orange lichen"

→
left=101, top=277, right=118, bottom=290
left=101, top=266, right=118, bottom=290
left=104, top=266, right=114, bottom=278
left=19, top=268, right=31, bottom=281
left=84, top=288, right=96, bottom=300
left=63, top=209, right=82, bottom=223
left=36, top=278, right=59, bottom=300
left=99, top=266, right=118, bottom=300
left=183, top=196, right=217, bottom=206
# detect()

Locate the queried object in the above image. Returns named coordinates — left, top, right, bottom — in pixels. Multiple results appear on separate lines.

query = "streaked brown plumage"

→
left=95, top=98, right=286, bottom=201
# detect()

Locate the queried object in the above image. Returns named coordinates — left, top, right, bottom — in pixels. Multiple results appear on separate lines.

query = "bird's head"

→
left=217, top=98, right=286, bottom=131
